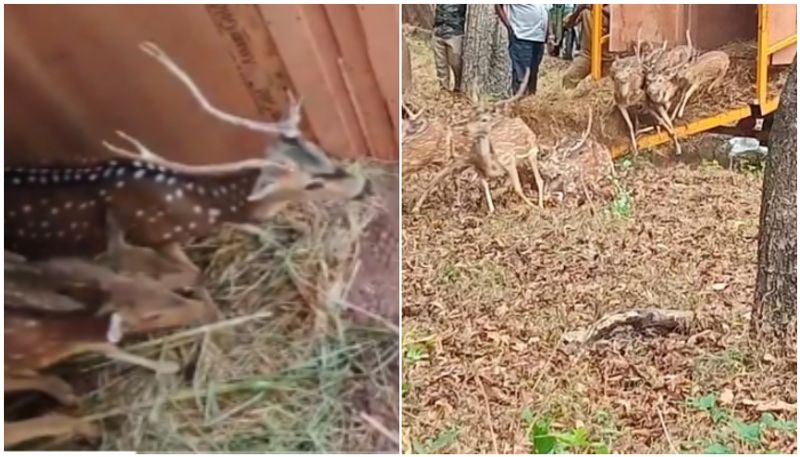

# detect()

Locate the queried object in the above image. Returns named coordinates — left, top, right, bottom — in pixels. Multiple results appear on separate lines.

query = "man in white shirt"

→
left=495, top=4, right=552, bottom=95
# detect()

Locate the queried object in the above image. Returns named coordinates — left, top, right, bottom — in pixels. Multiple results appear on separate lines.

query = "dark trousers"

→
left=508, top=32, right=545, bottom=95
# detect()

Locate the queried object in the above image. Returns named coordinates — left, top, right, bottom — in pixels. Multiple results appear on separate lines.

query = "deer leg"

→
left=655, top=106, right=682, bottom=156
left=5, top=375, right=78, bottom=406
left=89, top=343, right=179, bottom=374
left=481, top=178, right=495, bottom=214
left=505, top=164, right=536, bottom=209
left=617, top=104, right=639, bottom=157
left=676, top=83, right=699, bottom=120
left=158, top=242, right=200, bottom=275
left=527, top=153, right=545, bottom=209
left=5, top=414, right=99, bottom=449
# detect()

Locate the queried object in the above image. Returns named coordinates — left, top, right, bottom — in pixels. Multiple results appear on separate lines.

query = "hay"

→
left=64, top=163, right=398, bottom=453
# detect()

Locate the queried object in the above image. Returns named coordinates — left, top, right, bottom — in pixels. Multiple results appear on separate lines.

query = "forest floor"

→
left=402, top=33, right=796, bottom=454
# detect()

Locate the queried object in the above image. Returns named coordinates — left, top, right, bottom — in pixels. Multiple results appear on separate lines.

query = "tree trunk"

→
left=401, top=4, right=434, bottom=29
left=460, top=4, right=512, bottom=98
left=752, top=57, right=797, bottom=343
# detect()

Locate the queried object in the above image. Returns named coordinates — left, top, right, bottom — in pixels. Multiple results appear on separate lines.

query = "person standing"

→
left=432, top=4, right=467, bottom=92
left=495, top=4, right=551, bottom=95
left=561, top=4, right=611, bottom=89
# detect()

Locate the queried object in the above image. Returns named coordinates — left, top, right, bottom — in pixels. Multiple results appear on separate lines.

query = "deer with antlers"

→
left=410, top=69, right=546, bottom=214
left=642, top=30, right=697, bottom=155
left=5, top=42, right=371, bottom=277
left=671, top=50, right=730, bottom=120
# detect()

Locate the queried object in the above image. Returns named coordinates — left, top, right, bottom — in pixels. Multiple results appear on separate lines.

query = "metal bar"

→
left=610, top=106, right=753, bottom=159
left=591, top=4, right=603, bottom=80
left=762, top=96, right=781, bottom=115
left=756, top=4, right=769, bottom=108
left=767, top=34, right=797, bottom=55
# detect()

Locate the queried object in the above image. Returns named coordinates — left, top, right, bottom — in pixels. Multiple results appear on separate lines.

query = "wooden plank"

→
left=259, top=4, right=366, bottom=159
left=5, top=4, right=267, bottom=165
left=325, top=5, right=396, bottom=160
left=609, top=4, right=684, bottom=52
left=767, top=4, right=797, bottom=65
left=356, top=4, right=400, bottom=159
left=204, top=5, right=292, bottom=120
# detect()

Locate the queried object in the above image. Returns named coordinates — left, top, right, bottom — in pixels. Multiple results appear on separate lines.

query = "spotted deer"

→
left=610, top=30, right=649, bottom=156
left=671, top=50, right=730, bottom=120
left=4, top=247, right=215, bottom=448
left=411, top=68, right=545, bottom=214
left=643, top=31, right=697, bottom=155
left=5, top=41, right=371, bottom=275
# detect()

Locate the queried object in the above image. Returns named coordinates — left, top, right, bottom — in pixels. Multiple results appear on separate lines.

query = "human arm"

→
left=495, top=4, right=511, bottom=30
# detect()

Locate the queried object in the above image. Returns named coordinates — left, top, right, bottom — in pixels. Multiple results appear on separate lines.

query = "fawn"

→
left=5, top=41, right=371, bottom=276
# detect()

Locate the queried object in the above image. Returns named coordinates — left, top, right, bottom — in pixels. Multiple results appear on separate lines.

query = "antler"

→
left=101, top=130, right=288, bottom=174
left=495, top=67, right=531, bottom=109
left=403, top=103, right=425, bottom=121
left=138, top=41, right=302, bottom=138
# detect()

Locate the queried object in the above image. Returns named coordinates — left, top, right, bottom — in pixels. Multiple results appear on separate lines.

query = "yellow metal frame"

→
left=591, top=4, right=797, bottom=158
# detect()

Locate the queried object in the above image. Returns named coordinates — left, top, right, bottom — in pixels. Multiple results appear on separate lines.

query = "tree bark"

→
left=460, top=4, right=512, bottom=98
left=752, top=57, right=797, bottom=342
left=401, top=4, right=434, bottom=29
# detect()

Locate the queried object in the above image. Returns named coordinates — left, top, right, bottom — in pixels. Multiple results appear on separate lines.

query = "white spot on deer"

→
left=16, top=229, right=24, bottom=236
left=51, top=208, right=59, bottom=215
left=188, top=222, right=197, bottom=230
left=155, top=174, right=165, bottom=183
left=57, top=231, right=65, bottom=238
left=12, top=177, right=20, bottom=185
left=64, top=201, right=73, bottom=209
left=27, top=176, right=36, bottom=183
left=39, top=176, right=48, bottom=184
left=70, top=222, right=78, bottom=230
left=166, top=177, right=176, bottom=186
left=134, top=169, right=146, bottom=179
left=197, top=186, right=206, bottom=196
left=78, top=202, right=87, bottom=210
left=39, top=199, right=49, bottom=206
left=174, top=189, right=184, bottom=199
left=81, top=221, right=89, bottom=228
left=133, top=160, right=143, bottom=168
left=116, top=168, right=125, bottom=177
left=41, top=221, right=50, bottom=228
left=8, top=210, right=16, bottom=217
left=163, top=232, right=173, bottom=240
left=116, top=181, right=125, bottom=189
left=174, top=225, right=183, bottom=233
left=88, top=200, right=97, bottom=207
left=11, top=354, right=25, bottom=360
left=220, top=187, right=228, bottom=195
left=185, top=182, right=194, bottom=191
left=165, top=194, right=174, bottom=203
left=103, top=168, right=113, bottom=178
left=193, top=205, right=202, bottom=214
left=135, top=209, right=145, bottom=218
left=53, top=175, right=60, bottom=183
left=208, top=208, right=221, bottom=222
left=22, top=205, right=31, bottom=213
left=148, top=216, right=157, bottom=223
left=99, top=189, right=107, bottom=197
left=23, top=320, right=39, bottom=328
left=44, top=233, right=52, bottom=239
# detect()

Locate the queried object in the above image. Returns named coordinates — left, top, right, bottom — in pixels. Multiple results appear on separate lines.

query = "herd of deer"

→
left=402, top=32, right=729, bottom=214
left=4, top=42, right=371, bottom=449
left=611, top=30, right=730, bottom=157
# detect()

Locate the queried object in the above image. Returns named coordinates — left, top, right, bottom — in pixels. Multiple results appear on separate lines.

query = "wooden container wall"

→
left=609, top=4, right=795, bottom=65
left=5, top=4, right=399, bottom=166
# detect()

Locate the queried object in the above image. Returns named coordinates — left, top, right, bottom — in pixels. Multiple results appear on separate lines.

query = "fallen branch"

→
left=562, top=308, right=695, bottom=344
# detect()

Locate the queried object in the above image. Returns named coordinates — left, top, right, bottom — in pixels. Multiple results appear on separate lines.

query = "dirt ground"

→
left=402, top=34, right=796, bottom=454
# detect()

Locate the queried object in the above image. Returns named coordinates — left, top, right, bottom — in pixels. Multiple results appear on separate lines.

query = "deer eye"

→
left=305, top=181, right=324, bottom=190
